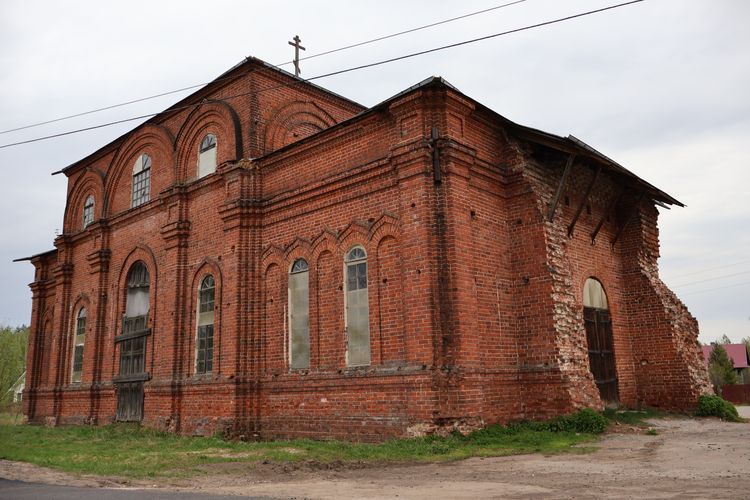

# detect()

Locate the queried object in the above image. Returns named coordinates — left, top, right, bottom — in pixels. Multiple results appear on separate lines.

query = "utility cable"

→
left=0, top=0, right=527, bottom=136
left=0, top=0, right=645, bottom=150
left=679, top=280, right=750, bottom=297
left=672, top=269, right=750, bottom=289
left=665, top=258, right=750, bottom=280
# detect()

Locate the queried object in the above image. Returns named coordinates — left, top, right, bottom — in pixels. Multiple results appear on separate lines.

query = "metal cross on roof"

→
left=288, top=35, right=306, bottom=77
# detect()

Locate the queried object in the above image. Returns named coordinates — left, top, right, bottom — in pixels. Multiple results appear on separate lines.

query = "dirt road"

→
left=2, top=414, right=749, bottom=499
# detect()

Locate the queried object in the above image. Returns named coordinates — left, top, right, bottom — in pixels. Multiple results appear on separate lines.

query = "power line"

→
left=0, top=0, right=645, bottom=151
left=680, top=280, right=750, bottom=297
left=665, top=258, right=750, bottom=280
left=0, top=0, right=528, bottom=136
left=672, top=269, right=750, bottom=289
left=282, top=0, right=528, bottom=66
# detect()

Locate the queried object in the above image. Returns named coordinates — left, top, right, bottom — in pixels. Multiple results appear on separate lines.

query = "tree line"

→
left=0, top=325, right=28, bottom=404
left=707, top=334, right=750, bottom=394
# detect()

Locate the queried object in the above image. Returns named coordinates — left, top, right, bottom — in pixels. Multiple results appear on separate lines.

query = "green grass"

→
left=0, top=411, right=24, bottom=425
left=0, top=412, right=601, bottom=479
left=602, top=407, right=667, bottom=426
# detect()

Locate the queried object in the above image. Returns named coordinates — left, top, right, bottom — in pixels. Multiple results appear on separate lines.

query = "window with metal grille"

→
left=131, top=154, right=151, bottom=208
left=196, top=275, right=215, bottom=374
left=198, top=134, right=217, bottom=178
left=119, top=336, right=146, bottom=376
left=71, top=308, right=86, bottom=383
left=345, top=246, right=370, bottom=366
left=82, top=195, right=94, bottom=228
left=288, top=259, right=309, bottom=369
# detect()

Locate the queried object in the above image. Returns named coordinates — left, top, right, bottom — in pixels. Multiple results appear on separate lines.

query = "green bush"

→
left=548, top=408, right=608, bottom=434
left=468, top=408, right=608, bottom=438
left=695, top=394, right=742, bottom=422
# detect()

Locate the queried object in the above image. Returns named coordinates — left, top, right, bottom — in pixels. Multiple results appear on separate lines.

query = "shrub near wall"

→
left=695, top=395, right=742, bottom=422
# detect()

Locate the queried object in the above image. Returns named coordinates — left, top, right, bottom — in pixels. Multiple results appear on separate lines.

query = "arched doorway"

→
left=583, top=278, right=618, bottom=404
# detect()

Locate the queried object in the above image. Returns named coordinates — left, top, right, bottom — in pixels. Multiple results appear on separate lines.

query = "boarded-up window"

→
left=345, top=246, right=370, bottom=366
left=288, top=259, right=310, bottom=369
left=82, top=195, right=94, bottom=228
left=196, top=275, right=215, bottom=374
left=131, top=154, right=151, bottom=208
left=198, top=134, right=217, bottom=178
left=71, top=308, right=86, bottom=383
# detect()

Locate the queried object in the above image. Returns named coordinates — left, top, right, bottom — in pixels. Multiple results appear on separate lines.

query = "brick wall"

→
left=22, top=71, right=710, bottom=439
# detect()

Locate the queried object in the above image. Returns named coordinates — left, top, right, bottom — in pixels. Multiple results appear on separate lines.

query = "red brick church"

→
left=18, top=57, right=710, bottom=439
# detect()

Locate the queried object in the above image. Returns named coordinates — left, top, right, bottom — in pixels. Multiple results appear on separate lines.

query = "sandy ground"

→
left=2, top=410, right=750, bottom=499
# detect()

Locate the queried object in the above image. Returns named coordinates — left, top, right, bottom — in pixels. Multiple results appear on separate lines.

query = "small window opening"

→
left=198, top=134, right=217, bottom=178
left=71, top=308, right=86, bottom=382
left=131, top=154, right=151, bottom=208
left=82, top=195, right=95, bottom=228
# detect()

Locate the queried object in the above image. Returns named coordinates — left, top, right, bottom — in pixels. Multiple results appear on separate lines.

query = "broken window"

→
left=288, top=259, right=310, bottom=369
left=82, top=195, right=94, bottom=228
left=345, top=246, right=370, bottom=366
left=196, top=275, right=215, bottom=374
left=71, top=308, right=86, bottom=383
left=198, top=134, right=217, bottom=178
left=119, top=262, right=150, bottom=375
left=124, top=260, right=150, bottom=324
left=131, top=154, right=151, bottom=208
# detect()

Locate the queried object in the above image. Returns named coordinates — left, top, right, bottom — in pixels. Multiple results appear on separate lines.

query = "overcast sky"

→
left=0, top=0, right=748, bottom=343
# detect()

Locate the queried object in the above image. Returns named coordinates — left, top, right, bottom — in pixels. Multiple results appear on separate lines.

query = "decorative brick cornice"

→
left=51, top=263, right=73, bottom=283
left=160, top=220, right=191, bottom=249
left=86, top=249, right=111, bottom=274
left=388, top=138, right=430, bottom=179
left=219, top=200, right=261, bottom=231
left=29, top=280, right=51, bottom=298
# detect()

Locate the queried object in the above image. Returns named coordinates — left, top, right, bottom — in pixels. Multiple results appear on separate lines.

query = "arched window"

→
left=288, top=259, right=309, bottom=369
left=198, top=134, right=217, bottom=178
left=116, top=261, right=150, bottom=422
left=82, top=195, right=95, bottom=228
left=71, top=308, right=86, bottom=383
left=582, top=278, right=618, bottom=404
left=583, top=278, right=608, bottom=310
left=345, top=246, right=370, bottom=366
left=131, top=153, right=151, bottom=208
left=121, top=261, right=149, bottom=372
left=196, top=275, right=215, bottom=374
left=125, top=262, right=150, bottom=323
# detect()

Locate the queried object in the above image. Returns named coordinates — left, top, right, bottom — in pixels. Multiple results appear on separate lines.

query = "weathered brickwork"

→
left=20, top=59, right=710, bottom=440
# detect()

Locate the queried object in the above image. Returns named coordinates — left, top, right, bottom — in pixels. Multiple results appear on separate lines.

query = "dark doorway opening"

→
left=583, top=278, right=619, bottom=404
